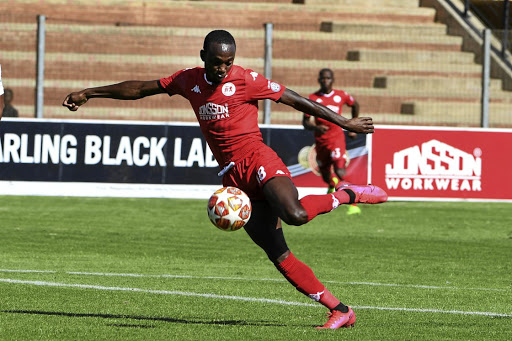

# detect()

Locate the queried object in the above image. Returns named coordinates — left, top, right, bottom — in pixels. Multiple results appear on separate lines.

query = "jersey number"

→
left=257, top=166, right=267, bottom=182
left=331, top=148, right=342, bottom=160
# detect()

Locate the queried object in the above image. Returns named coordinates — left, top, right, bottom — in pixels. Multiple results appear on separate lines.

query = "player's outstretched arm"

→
left=279, top=88, right=374, bottom=134
left=62, top=80, right=164, bottom=111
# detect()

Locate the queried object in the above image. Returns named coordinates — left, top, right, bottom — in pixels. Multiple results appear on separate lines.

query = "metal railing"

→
left=463, top=0, right=511, bottom=61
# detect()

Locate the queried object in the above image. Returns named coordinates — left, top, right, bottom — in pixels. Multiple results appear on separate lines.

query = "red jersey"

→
left=307, top=89, right=355, bottom=147
left=159, top=65, right=286, bottom=167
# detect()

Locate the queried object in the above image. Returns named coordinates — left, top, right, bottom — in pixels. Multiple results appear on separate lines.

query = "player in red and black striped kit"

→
left=63, top=30, right=387, bottom=329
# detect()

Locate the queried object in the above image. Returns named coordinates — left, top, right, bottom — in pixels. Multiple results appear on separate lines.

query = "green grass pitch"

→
left=0, top=196, right=511, bottom=340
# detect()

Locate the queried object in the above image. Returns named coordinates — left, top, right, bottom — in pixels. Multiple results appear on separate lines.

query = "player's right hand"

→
left=345, top=117, right=374, bottom=134
left=62, top=91, right=88, bottom=111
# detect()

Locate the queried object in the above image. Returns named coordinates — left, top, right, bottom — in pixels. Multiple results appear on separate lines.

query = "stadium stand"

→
left=0, top=0, right=511, bottom=127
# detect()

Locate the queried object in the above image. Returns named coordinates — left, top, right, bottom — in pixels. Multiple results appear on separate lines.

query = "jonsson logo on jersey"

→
left=198, top=102, right=229, bottom=120
left=385, top=139, right=482, bottom=192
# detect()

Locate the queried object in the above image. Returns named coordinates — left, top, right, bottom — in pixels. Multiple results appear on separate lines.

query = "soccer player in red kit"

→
left=303, top=68, right=361, bottom=215
left=63, top=30, right=387, bottom=329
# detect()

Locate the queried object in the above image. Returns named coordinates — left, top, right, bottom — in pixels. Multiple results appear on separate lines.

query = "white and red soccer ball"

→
left=207, top=186, right=252, bottom=231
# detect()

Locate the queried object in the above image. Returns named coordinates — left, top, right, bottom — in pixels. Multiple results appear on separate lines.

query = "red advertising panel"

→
left=369, top=126, right=512, bottom=201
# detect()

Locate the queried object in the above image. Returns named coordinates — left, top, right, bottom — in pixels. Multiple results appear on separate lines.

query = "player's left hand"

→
left=345, top=117, right=374, bottom=134
left=348, top=132, right=357, bottom=139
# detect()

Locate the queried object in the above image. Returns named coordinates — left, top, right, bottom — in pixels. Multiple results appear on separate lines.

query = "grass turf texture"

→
left=0, top=196, right=511, bottom=340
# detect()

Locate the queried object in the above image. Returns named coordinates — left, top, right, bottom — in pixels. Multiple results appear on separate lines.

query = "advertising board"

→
left=0, top=118, right=367, bottom=198
left=369, top=125, right=512, bottom=202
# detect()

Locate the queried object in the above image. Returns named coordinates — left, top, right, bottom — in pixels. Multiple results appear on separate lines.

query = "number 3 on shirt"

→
left=257, top=166, right=267, bottom=182
left=331, top=148, right=341, bottom=160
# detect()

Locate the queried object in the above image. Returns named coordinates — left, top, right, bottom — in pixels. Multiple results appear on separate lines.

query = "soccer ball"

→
left=207, top=186, right=252, bottom=231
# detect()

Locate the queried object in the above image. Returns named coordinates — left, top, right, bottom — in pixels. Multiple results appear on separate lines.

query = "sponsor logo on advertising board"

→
left=385, top=139, right=482, bottom=193
left=370, top=126, right=512, bottom=201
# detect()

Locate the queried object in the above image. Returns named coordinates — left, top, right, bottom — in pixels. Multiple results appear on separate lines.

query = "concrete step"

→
left=274, top=57, right=481, bottom=73
left=0, top=1, right=436, bottom=30
left=1, top=23, right=463, bottom=57
left=291, top=86, right=512, bottom=101
left=274, top=31, right=463, bottom=46
left=347, top=49, right=475, bottom=64
left=2, top=83, right=192, bottom=112
left=1, top=22, right=461, bottom=46
left=9, top=81, right=512, bottom=128
left=399, top=101, right=512, bottom=126
left=8, top=79, right=511, bottom=121
left=321, top=22, right=447, bottom=36
left=14, top=105, right=196, bottom=121
left=0, top=0, right=434, bottom=17
left=0, top=29, right=464, bottom=65
left=374, top=75, right=503, bottom=93
left=272, top=109, right=512, bottom=127
left=1, top=50, right=482, bottom=75
left=304, top=0, right=419, bottom=7
left=195, top=0, right=293, bottom=3
left=268, top=111, right=423, bottom=126
left=0, top=61, right=484, bottom=103
left=15, top=103, right=510, bottom=128
left=1, top=61, right=481, bottom=93
left=0, top=29, right=261, bottom=59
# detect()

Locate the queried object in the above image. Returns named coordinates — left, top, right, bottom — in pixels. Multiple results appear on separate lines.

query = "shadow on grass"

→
left=2, top=310, right=286, bottom=327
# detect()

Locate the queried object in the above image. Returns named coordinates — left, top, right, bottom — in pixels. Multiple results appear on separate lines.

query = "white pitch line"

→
left=1, top=278, right=511, bottom=318
left=328, top=281, right=510, bottom=292
left=67, top=272, right=283, bottom=282
left=2, top=269, right=506, bottom=292
left=0, top=269, right=57, bottom=274
left=0, top=278, right=316, bottom=307
left=39, top=270, right=509, bottom=292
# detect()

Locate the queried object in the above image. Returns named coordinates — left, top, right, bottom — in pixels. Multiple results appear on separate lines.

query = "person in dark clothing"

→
left=2, top=88, right=19, bottom=118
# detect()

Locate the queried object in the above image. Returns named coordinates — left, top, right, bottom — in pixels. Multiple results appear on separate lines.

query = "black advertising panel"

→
left=0, top=119, right=337, bottom=185
left=0, top=119, right=366, bottom=187
left=0, top=120, right=218, bottom=184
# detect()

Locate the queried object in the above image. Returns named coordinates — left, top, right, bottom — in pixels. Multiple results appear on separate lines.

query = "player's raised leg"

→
left=243, top=201, right=356, bottom=329
left=262, top=176, right=385, bottom=226
left=262, top=176, right=345, bottom=225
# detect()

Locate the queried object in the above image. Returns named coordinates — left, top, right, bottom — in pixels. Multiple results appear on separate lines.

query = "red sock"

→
left=275, top=253, right=341, bottom=310
left=299, top=190, right=351, bottom=222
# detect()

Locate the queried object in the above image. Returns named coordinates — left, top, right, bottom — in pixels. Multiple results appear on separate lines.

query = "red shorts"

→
left=315, top=139, right=347, bottom=174
left=222, top=144, right=291, bottom=200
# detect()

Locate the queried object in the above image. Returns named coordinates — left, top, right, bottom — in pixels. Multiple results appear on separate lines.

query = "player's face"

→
left=201, top=42, right=236, bottom=85
left=318, top=71, right=334, bottom=93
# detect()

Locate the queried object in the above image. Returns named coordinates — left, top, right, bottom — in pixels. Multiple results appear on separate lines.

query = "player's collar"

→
left=203, top=72, right=228, bottom=86
left=320, top=90, right=334, bottom=97
left=204, top=73, right=213, bottom=85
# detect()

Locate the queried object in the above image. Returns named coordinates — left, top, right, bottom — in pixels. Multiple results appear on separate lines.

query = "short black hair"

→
left=318, top=68, right=334, bottom=77
left=203, top=30, right=236, bottom=51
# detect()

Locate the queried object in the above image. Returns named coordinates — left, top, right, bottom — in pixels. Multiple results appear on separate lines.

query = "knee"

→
left=272, top=250, right=291, bottom=265
left=281, top=207, right=308, bottom=226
